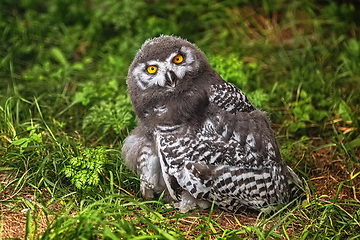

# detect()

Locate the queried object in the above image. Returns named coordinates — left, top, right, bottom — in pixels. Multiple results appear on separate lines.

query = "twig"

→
left=329, top=175, right=337, bottom=182
left=296, top=82, right=302, bottom=103
left=100, top=172, right=134, bottom=196
left=310, top=176, right=326, bottom=181
left=293, top=152, right=305, bottom=170
left=224, top=215, right=234, bottom=225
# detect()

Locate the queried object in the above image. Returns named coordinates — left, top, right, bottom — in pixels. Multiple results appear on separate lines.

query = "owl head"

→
left=127, top=35, right=210, bottom=91
left=127, top=36, right=217, bottom=123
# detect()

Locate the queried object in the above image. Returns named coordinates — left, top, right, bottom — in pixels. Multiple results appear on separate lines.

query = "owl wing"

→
left=208, top=81, right=259, bottom=141
left=208, top=80, right=287, bottom=164
left=155, top=119, right=302, bottom=212
left=209, top=82, right=256, bottom=114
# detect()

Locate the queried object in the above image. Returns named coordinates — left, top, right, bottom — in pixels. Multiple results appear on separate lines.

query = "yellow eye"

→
left=173, top=55, right=183, bottom=64
left=147, top=65, right=157, bottom=74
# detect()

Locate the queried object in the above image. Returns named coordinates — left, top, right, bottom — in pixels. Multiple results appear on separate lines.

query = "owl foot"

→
left=174, top=191, right=211, bottom=213
left=140, top=181, right=155, bottom=200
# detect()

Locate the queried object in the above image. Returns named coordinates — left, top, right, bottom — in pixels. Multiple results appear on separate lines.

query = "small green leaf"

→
left=73, top=92, right=86, bottom=104
left=293, top=107, right=303, bottom=118
left=22, top=141, right=29, bottom=148
left=303, top=104, right=313, bottom=114
left=346, top=137, right=360, bottom=148
left=82, top=98, right=90, bottom=105
left=300, top=90, right=308, bottom=99
left=12, top=138, right=28, bottom=146
left=50, top=47, right=69, bottom=66
left=339, top=100, right=352, bottom=122
left=298, top=122, right=306, bottom=129
left=72, top=62, right=84, bottom=70
left=30, top=133, right=42, bottom=143
left=288, top=123, right=299, bottom=132
left=301, top=113, right=310, bottom=121
left=347, top=38, right=360, bottom=53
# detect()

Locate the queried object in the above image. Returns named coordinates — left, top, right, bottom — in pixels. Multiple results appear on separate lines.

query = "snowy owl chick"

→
left=122, top=35, right=303, bottom=213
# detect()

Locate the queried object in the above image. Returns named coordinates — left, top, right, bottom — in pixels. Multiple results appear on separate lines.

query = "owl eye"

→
left=173, top=55, right=183, bottom=64
left=147, top=65, right=157, bottom=74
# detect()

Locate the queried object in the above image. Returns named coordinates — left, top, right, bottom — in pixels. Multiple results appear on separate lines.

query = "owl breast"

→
left=142, top=85, right=210, bottom=127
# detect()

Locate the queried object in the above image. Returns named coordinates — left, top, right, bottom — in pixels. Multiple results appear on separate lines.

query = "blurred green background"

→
left=1, top=0, right=359, bottom=136
left=1, top=0, right=359, bottom=192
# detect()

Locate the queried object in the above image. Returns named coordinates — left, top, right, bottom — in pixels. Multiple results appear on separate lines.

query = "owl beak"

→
left=165, top=70, right=177, bottom=88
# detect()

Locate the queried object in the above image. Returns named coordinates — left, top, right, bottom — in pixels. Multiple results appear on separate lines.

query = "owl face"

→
left=128, top=36, right=207, bottom=91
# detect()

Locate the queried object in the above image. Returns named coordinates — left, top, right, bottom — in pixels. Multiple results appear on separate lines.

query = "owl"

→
left=122, top=35, right=303, bottom=213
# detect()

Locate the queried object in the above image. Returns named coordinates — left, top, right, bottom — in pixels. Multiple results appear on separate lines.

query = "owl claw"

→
left=173, top=191, right=212, bottom=213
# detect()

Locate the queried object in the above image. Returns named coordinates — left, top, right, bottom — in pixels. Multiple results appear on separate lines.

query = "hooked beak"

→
left=165, top=70, right=178, bottom=88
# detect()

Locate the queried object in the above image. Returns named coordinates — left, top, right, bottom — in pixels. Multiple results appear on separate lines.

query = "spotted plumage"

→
left=122, top=35, right=303, bottom=213
left=209, top=83, right=255, bottom=113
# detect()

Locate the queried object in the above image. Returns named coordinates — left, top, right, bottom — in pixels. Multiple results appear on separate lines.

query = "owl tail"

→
left=286, top=166, right=304, bottom=199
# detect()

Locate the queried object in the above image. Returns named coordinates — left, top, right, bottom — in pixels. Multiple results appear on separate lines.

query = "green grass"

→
left=1, top=0, right=360, bottom=239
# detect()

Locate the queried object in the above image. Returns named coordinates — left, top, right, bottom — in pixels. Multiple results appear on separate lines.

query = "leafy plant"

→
left=62, top=145, right=107, bottom=191
left=83, top=95, right=134, bottom=139
left=286, top=89, right=328, bottom=134
left=10, top=126, right=43, bottom=154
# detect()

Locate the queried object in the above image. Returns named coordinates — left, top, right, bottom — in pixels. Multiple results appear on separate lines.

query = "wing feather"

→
left=155, top=120, right=299, bottom=211
left=209, top=82, right=256, bottom=114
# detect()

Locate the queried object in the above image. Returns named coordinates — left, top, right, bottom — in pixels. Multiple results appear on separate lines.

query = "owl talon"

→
left=140, top=182, right=154, bottom=200
left=172, top=191, right=211, bottom=213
